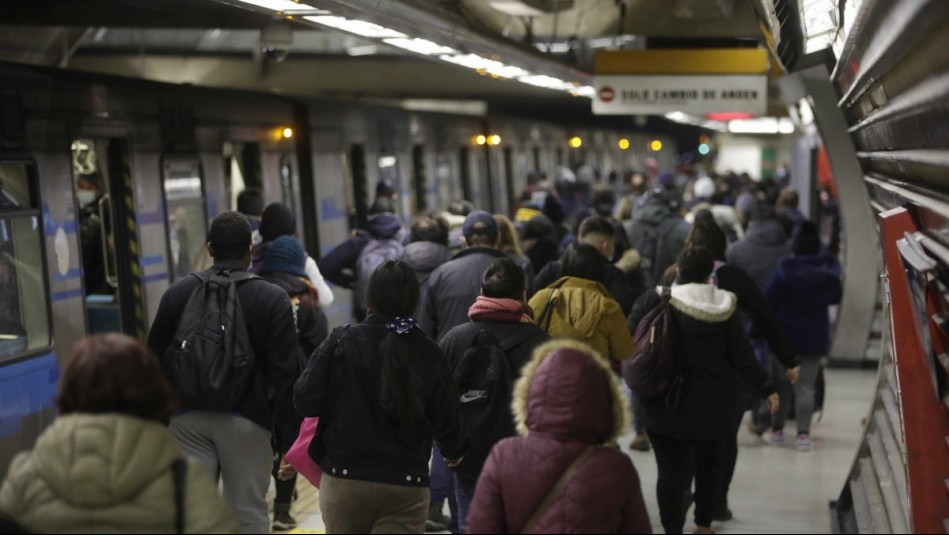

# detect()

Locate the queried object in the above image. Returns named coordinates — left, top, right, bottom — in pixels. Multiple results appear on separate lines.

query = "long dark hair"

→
left=686, top=209, right=727, bottom=261
left=367, top=260, right=424, bottom=424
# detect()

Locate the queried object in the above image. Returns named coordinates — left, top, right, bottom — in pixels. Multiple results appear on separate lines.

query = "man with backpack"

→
left=438, top=257, right=550, bottom=532
left=624, top=187, right=691, bottom=288
left=147, top=211, right=301, bottom=534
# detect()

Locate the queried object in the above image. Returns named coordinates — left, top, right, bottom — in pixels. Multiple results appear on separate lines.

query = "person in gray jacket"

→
left=726, top=208, right=791, bottom=290
left=401, top=213, right=452, bottom=286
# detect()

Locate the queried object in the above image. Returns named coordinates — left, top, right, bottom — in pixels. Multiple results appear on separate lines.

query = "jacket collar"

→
left=212, top=259, right=248, bottom=272
left=451, top=246, right=505, bottom=261
left=668, top=283, right=736, bottom=322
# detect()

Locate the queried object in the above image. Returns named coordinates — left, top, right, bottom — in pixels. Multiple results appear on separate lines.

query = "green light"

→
left=698, top=143, right=710, bottom=155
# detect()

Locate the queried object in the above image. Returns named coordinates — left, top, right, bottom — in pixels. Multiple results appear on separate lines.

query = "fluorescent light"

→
left=378, top=156, right=397, bottom=168
left=347, top=45, right=378, bottom=56
left=726, top=118, right=796, bottom=135
left=304, top=15, right=406, bottom=39
left=575, top=86, right=596, bottom=98
left=517, top=74, right=574, bottom=91
left=383, top=38, right=457, bottom=56
left=438, top=54, right=527, bottom=79
left=235, top=0, right=321, bottom=12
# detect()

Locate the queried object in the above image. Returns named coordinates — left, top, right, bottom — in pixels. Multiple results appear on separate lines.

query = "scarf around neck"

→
left=468, top=296, right=533, bottom=324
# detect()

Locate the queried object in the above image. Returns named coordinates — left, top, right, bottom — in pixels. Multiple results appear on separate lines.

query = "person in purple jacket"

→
left=765, top=221, right=843, bottom=450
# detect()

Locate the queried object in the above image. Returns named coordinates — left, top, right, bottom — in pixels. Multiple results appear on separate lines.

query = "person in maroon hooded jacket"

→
left=466, top=339, right=651, bottom=534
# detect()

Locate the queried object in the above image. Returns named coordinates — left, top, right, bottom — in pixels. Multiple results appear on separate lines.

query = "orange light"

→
left=569, top=136, right=582, bottom=148
left=475, top=135, right=487, bottom=145
left=488, top=134, right=502, bottom=146
left=650, top=140, right=663, bottom=152
left=699, top=134, right=710, bottom=144
left=282, top=127, right=293, bottom=139
left=618, top=138, right=630, bottom=150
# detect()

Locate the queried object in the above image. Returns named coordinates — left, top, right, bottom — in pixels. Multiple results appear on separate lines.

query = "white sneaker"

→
left=796, top=434, right=812, bottom=451
left=770, top=430, right=785, bottom=444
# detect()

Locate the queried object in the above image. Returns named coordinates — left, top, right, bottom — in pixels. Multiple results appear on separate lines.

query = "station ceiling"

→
left=0, top=0, right=778, bottom=132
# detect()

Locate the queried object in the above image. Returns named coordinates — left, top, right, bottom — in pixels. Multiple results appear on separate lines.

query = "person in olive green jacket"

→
left=530, top=242, right=634, bottom=365
left=0, top=334, right=238, bottom=534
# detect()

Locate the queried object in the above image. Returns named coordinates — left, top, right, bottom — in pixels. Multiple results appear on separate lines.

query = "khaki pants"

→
left=320, top=473, right=429, bottom=534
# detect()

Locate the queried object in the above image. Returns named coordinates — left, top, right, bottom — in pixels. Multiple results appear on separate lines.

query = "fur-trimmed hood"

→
left=512, top=339, right=631, bottom=446
left=669, top=283, right=736, bottom=322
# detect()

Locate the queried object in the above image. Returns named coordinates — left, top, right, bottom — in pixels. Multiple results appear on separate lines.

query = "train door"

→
left=346, top=145, right=369, bottom=232
left=411, top=145, right=428, bottom=214
left=224, top=142, right=264, bottom=212
left=161, top=157, right=209, bottom=281
left=71, top=138, right=144, bottom=337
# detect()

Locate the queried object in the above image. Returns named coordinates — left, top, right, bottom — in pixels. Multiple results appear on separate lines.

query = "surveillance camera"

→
left=260, top=22, right=293, bottom=62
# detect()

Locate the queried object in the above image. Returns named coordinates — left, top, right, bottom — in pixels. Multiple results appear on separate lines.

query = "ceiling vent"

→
left=486, top=0, right=576, bottom=17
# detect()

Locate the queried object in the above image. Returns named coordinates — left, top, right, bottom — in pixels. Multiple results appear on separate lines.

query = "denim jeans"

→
left=453, top=474, right=476, bottom=534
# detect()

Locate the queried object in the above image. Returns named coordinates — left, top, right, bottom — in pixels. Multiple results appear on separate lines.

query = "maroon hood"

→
left=515, top=339, right=630, bottom=446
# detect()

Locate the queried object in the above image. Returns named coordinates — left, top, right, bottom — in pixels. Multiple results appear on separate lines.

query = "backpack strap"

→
left=536, top=288, right=559, bottom=333
left=521, top=446, right=597, bottom=534
left=172, top=459, right=187, bottom=534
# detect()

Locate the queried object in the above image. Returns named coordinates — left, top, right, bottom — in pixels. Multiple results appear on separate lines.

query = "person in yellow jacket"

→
left=530, top=242, right=634, bottom=365
left=0, top=334, right=238, bottom=534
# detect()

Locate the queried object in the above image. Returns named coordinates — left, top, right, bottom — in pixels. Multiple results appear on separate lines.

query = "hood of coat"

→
left=30, top=414, right=181, bottom=508
left=539, top=277, right=615, bottom=338
left=778, top=254, right=841, bottom=290
left=513, top=339, right=630, bottom=445
left=366, top=213, right=403, bottom=239
left=745, top=219, right=789, bottom=246
left=401, top=241, right=452, bottom=273
left=259, top=270, right=310, bottom=296
left=668, top=283, right=736, bottom=322
left=633, top=198, right=677, bottom=227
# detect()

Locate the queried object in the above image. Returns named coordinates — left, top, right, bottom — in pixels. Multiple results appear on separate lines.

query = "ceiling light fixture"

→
left=304, top=15, right=407, bottom=39
left=234, top=0, right=322, bottom=12
left=384, top=38, right=458, bottom=56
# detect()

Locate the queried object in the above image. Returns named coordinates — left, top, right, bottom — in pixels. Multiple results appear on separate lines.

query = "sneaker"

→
left=425, top=502, right=448, bottom=532
left=693, top=526, right=715, bottom=534
left=796, top=433, right=812, bottom=451
left=272, top=511, right=297, bottom=531
left=770, top=430, right=785, bottom=444
left=629, top=433, right=651, bottom=452
left=712, top=506, right=733, bottom=522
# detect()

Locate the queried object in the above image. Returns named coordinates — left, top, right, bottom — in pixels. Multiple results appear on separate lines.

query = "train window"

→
left=162, top=158, right=209, bottom=281
left=0, top=163, right=51, bottom=359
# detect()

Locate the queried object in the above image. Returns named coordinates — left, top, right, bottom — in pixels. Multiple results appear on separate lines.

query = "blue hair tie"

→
left=385, top=316, right=417, bottom=336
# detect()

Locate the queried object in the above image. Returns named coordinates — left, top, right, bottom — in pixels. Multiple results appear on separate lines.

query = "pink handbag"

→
left=285, top=417, right=322, bottom=488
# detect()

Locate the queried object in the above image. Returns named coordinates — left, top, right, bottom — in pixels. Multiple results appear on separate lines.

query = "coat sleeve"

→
left=318, top=237, right=364, bottom=289
left=721, top=268, right=799, bottom=369
left=184, top=460, right=240, bottom=533
left=725, top=313, right=775, bottom=398
left=418, top=273, right=439, bottom=339
left=265, top=291, right=305, bottom=454
left=294, top=328, right=344, bottom=418
left=305, top=255, right=335, bottom=306
left=147, top=281, right=189, bottom=361
left=620, top=460, right=653, bottom=534
left=424, top=341, right=469, bottom=462
left=626, top=289, right=660, bottom=334
left=465, top=446, right=508, bottom=534
left=605, top=302, right=635, bottom=361
left=0, top=453, right=29, bottom=523
left=606, top=264, right=638, bottom=316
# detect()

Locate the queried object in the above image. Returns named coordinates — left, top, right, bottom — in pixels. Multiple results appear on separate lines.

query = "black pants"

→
left=719, top=406, right=745, bottom=512
left=650, top=431, right=726, bottom=533
left=272, top=453, right=297, bottom=513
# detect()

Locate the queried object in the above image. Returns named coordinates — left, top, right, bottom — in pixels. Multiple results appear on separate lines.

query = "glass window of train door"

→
left=0, top=161, right=51, bottom=361
left=161, top=157, right=209, bottom=282
left=346, top=145, right=368, bottom=232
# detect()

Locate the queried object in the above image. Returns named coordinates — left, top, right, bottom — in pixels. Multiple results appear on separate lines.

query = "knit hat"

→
left=260, top=203, right=296, bottom=242
left=693, top=177, right=715, bottom=199
left=260, top=235, right=307, bottom=276
left=792, top=221, right=821, bottom=256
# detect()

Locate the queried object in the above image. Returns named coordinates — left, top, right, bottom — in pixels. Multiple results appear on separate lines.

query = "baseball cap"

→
left=462, top=210, right=499, bottom=239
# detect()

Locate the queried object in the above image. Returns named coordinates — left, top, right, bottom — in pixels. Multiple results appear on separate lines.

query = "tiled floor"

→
left=280, top=367, right=878, bottom=534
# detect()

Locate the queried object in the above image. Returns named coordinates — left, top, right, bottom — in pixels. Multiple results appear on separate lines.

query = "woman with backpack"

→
left=257, top=235, right=329, bottom=531
left=465, top=339, right=651, bottom=534
left=627, top=246, right=778, bottom=534
left=293, top=260, right=468, bottom=534
left=529, top=242, right=633, bottom=366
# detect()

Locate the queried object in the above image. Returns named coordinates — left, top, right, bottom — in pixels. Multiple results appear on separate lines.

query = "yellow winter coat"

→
left=0, top=413, right=238, bottom=534
left=529, top=276, right=634, bottom=362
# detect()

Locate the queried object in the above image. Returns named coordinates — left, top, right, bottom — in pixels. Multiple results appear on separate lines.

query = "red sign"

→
left=599, top=86, right=615, bottom=103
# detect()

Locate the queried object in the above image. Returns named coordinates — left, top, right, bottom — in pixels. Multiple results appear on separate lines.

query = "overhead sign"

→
left=592, top=75, right=768, bottom=116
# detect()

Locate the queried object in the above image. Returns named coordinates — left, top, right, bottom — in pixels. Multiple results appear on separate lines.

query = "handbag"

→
left=285, top=417, right=323, bottom=488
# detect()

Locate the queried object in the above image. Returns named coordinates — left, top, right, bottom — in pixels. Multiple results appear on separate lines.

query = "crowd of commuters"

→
left=0, top=162, right=843, bottom=535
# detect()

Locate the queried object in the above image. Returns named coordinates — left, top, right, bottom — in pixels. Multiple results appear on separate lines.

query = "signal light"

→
left=282, top=127, right=293, bottom=139
left=474, top=135, right=487, bottom=145
left=618, top=138, right=630, bottom=150
left=698, top=143, right=710, bottom=155
left=488, top=134, right=502, bottom=146
left=650, top=140, right=662, bottom=152
left=569, top=136, right=582, bottom=148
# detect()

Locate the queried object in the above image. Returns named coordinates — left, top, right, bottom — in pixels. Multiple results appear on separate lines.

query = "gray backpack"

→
left=355, top=238, right=404, bottom=312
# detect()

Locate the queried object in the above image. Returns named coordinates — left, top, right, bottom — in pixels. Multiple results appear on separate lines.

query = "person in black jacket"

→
left=683, top=210, right=800, bottom=521
left=294, top=260, right=468, bottom=534
left=257, top=235, right=329, bottom=531
left=627, top=246, right=778, bottom=535
left=147, top=211, right=301, bottom=534
left=438, top=257, right=550, bottom=532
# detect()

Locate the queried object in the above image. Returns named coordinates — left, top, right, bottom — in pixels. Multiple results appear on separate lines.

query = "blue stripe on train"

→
left=0, top=353, right=59, bottom=439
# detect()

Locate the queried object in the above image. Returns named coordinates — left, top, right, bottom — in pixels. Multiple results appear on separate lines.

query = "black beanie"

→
left=793, top=221, right=821, bottom=256
left=260, top=203, right=296, bottom=242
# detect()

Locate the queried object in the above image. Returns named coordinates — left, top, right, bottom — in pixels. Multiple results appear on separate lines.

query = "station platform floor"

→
left=275, top=367, right=878, bottom=534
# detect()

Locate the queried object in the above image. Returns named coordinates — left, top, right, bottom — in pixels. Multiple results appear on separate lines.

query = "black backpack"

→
left=162, top=269, right=257, bottom=411
left=622, top=287, right=684, bottom=408
left=627, top=218, right=682, bottom=288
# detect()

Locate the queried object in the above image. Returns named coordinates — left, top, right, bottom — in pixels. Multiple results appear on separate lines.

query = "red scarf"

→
left=468, top=296, right=534, bottom=324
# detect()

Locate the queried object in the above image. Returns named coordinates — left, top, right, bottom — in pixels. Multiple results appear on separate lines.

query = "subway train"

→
left=0, top=61, right=677, bottom=478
